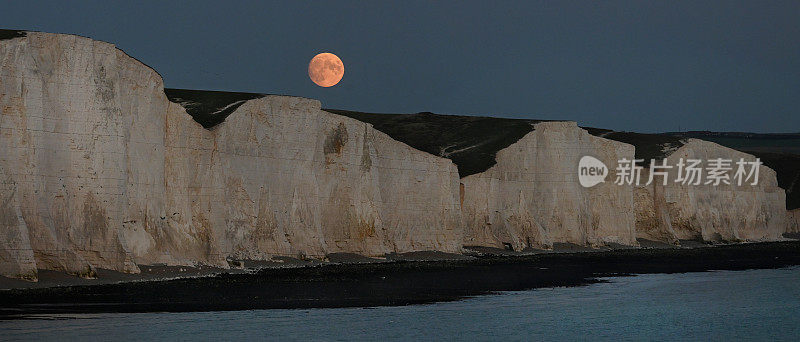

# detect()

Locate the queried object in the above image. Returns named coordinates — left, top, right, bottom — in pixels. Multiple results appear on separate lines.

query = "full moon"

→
left=308, top=53, right=344, bottom=87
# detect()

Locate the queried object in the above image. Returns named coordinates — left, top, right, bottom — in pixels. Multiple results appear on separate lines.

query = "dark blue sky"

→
left=2, top=1, right=798, bottom=132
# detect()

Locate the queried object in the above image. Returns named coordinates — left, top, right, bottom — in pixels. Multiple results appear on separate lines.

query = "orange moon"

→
left=308, top=53, right=344, bottom=87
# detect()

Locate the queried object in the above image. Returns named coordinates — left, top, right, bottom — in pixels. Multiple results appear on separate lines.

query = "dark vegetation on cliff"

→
left=665, top=131, right=800, bottom=210
left=667, top=131, right=800, bottom=154
left=161, top=87, right=797, bottom=209
left=164, top=88, right=265, bottom=128
left=585, top=130, right=800, bottom=209
left=326, top=109, right=541, bottom=177
left=584, top=128, right=686, bottom=162
left=332, top=110, right=799, bottom=209
left=328, top=109, right=688, bottom=175
left=575, top=130, right=800, bottom=210
left=0, top=29, right=25, bottom=41
left=742, top=151, right=800, bottom=210
left=156, top=87, right=799, bottom=209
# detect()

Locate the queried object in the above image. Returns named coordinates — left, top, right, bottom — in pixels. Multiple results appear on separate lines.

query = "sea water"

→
left=2, top=267, right=799, bottom=341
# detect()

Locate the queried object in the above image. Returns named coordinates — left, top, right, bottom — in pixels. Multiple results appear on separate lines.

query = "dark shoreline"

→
left=1, top=241, right=799, bottom=319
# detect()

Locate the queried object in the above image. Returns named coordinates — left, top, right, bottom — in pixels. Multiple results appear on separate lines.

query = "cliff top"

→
left=663, top=132, right=800, bottom=210
left=325, top=109, right=542, bottom=177
left=0, top=29, right=26, bottom=41
left=328, top=109, right=689, bottom=176
left=164, top=88, right=266, bottom=128
left=584, top=128, right=686, bottom=162
left=666, top=131, right=800, bottom=155
left=328, top=109, right=799, bottom=210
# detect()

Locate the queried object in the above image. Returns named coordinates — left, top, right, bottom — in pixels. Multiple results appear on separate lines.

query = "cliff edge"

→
left=0, top=31, right=461, bottom=280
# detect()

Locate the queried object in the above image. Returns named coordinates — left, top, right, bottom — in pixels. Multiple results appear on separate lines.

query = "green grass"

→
left=667, top=132, right=800, bottom=154
left=164, top=88, right=265, bottom=128
left=584, top=129, right=686, bottom=162
left=326, top=109, right=540, bottom=177
left=329, top=109, right=799, bottom=210
left=159, top=87, right=799, bottom=210
left=0, top=29, right=26, bottom=41
left=740, top=151, right=800, bottom=210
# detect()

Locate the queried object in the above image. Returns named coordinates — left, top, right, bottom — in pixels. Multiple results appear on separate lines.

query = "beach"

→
left=1, top=241, right=799, bottom=318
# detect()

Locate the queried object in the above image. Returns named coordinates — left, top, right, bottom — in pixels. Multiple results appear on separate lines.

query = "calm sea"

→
left=2, top=267, right=799, bottom=341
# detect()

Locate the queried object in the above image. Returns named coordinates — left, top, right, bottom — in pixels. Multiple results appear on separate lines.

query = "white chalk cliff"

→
left=0, top=31, right=461, bottom=280
left=0, top=31, right=794, bottom=281
left=634, top=139, right=787, bottom=243
left=460, top=122, right=637, bottom=250
left=784, top=209, right=799, bottom=235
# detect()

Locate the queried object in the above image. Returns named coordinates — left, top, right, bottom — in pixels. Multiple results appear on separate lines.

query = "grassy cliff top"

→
left=0, top=29, right=26, bottom=41
left=666, top=131, right=800, bottom=155
left=663, top=132, right=800, bottom=210
left=741, top=151, right=800, bottom=210
left=332, top=109, right=798, bottom=210
left=164, top=88, right=265, bottom=128
left=326, top=109, right=541, bottom=177
left=329, top=109, right=689, bottom=175
left=584, top=128, right=686, bottom=162
left=159, top=86, right=798, bottom=209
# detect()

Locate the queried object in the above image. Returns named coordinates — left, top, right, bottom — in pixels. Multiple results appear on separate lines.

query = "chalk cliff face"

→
left=0, top=32, right=150, bottom=277
left=633, top=171, right=679, bottom=244
left=788, top=209, right=800, bottom=235
left=461, top=122, right=637, bottom=250
left=153, top=97, right=462, bottom=266
left=0, top=165, right=37, bottom=280
left=0, top=31, right=794, bottom=281
left=635, top=139, right=787, bottom=243
left=0, top=31, right=461, bottom=280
